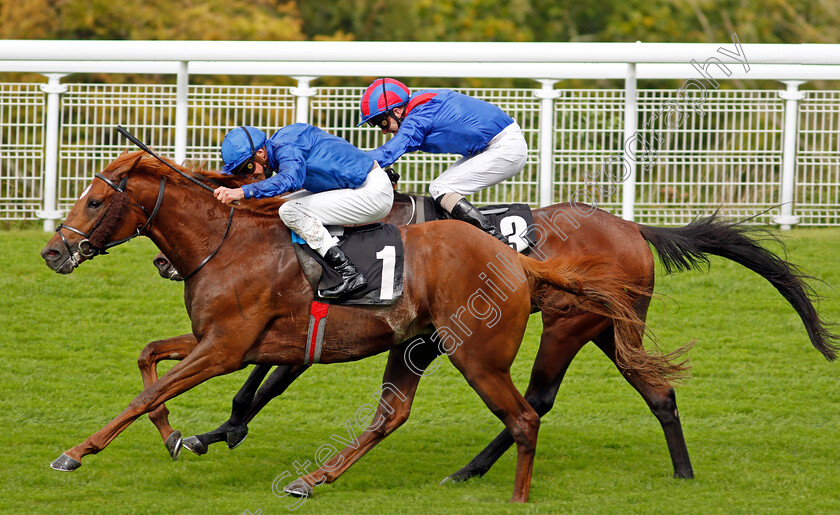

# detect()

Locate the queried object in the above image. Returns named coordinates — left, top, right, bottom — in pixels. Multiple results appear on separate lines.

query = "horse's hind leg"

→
left=592, top=327, right=693, bottom=479
left=445, top=312, right=608, bottom=483
left=448, top=314, right=693, bottom=480
left=448, top=340, right=540, bottom=503
left=283, top=338, right=440, bottom=496
left=182, top=364, right=309, bottom=455
left=137, top=334, right=200, bottom=458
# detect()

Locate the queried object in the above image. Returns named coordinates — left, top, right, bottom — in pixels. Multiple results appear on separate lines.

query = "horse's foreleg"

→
left=183, top=364, right=310, bottom=455
left=241, top=365, right=310, bottom=426
left=52, top=345, right=244, bottom=471
left=137, top=334, right=200, bottom=457
left=284, top=338, right=440, bottom=496
left=183, top=364, right=273, bottom=455
left=592, top=328, right=694, bottom=479
left=446, top=313, right=607, bottom=483
left=221, top=364, right=310, bottom=448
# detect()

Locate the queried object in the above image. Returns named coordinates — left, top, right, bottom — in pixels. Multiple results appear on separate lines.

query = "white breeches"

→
left=428, top=122, right=528, bottom=199
left=278, top=165, right=394, bottom=255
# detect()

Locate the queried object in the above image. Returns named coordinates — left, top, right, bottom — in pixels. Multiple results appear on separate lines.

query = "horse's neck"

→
left=144, top=182, right=290, bottom=274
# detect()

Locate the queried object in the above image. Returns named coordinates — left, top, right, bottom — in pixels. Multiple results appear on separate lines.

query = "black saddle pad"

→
left=417, top=197, right=536, bottom=253
left=295, top=223, right=404, bottom=306
left=478, top=203, right=537, bottom=253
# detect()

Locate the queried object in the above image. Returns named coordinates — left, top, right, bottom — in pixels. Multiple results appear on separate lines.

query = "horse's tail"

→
left=637, top=212, right=839, bottom=361
left=518, top=254, right=689, bottom=390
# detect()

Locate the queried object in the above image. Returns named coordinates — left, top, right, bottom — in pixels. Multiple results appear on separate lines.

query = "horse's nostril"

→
left=41, top=247, right=60, bottom=260
left=154, top=258, right=167, bottom=268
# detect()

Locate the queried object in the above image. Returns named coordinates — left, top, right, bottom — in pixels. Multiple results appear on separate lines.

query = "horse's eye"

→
left=87, top=199, right=103, bottom=209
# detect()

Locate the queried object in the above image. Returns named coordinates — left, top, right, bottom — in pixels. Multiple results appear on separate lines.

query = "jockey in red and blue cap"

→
left=358, top=77, right=410, bottom=130
left=358, top=78, right=527, bottom=246
left=214, top=124, right=394, bottom=299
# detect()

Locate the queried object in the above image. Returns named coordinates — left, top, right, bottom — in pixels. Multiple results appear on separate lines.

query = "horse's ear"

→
left=119, top=149, right=129, bottom=157
left=113, top=153, right=144, bottom=180
left=128, top=153, right=144, bottom=171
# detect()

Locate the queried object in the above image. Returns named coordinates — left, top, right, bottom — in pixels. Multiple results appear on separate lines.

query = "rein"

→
left=112, top=125, right=237, bottom=279
left=180, top=205, right=235, bottom=281
left=115, top=125, right=218, bottom=196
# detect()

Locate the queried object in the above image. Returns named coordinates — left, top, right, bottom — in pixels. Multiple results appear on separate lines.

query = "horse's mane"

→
left=105, top=151, right=427, bottom=218
left=106, top=150, right=287, bottom=218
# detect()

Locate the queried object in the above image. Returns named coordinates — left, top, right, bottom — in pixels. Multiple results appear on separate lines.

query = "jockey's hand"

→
left=214, top=186, right=245, bottom=204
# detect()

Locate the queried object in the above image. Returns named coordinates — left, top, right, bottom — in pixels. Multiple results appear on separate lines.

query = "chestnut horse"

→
left=40, top=151, right=675, bottom=503
left=147, top=188, right=839, bottom=485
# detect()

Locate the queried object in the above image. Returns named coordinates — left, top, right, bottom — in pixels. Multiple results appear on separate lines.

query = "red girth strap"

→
left=304, top=301, right=330, bottom=364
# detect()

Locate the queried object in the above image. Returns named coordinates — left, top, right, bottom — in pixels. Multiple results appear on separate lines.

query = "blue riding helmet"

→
left=221, top=126, right=268, bottom=174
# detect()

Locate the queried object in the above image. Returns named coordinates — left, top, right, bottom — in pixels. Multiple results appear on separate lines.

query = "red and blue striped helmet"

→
left=357, top=78, right=410, bottom=127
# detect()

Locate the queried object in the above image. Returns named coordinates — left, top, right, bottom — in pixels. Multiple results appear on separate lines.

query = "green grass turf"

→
left=1, top=228, right=839, bottom=514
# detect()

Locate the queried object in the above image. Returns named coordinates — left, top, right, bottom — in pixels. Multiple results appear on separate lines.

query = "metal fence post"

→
left=621, top=63, right=638, bottom=221
left=36, top=73, right=68, bottom=232
left=290, top=76, right=317, bottom=124
left=174, top=61, right=189, bottom=164
left=774, top=80, right=805, bottom=230
left=535, top=79, right=559, bottom=207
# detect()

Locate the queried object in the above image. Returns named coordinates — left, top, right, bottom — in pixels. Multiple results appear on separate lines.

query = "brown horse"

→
left=39, top=151, right=673, bottom=503
left=145, top=187, right=839, bottom=486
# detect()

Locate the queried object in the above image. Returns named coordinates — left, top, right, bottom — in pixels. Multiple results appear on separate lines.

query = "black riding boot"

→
left=448, top=198, right=510, bottom=245
left=318, top=246, right=367, bottom=299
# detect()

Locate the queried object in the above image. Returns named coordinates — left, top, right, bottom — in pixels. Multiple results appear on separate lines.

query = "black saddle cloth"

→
left=416, top=197, right=536, bottom=253
left=295, top=223, right=405, bottom=306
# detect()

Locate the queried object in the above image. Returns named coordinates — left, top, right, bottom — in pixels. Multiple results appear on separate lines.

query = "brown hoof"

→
left=165, top=430, right=182, bottom=460
left=50, top=453, right=81, bottom=471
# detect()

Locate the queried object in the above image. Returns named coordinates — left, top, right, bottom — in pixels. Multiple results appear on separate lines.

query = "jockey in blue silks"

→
left=358, top=78, right=528, bottom=245
left=213, top=124, right=394, bottom=299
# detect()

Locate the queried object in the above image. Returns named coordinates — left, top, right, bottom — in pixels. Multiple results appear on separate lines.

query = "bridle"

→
left=54, top=172, right=164, bottom=269
left=55, top=126, right=236, bottom=280
left=56, top=168, right=234, bottom=281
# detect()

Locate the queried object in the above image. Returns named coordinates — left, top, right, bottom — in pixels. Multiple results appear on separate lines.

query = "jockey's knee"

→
left=277, top=201, right=301, bottom=224
left=428, top=182, right=446, bottom=200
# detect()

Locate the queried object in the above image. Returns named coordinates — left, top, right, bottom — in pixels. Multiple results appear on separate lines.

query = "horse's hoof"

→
left=441, top=468, right=479, bottom=484
left=165, top=430, right=182, bottom=460
left=181, top=436, right=207, bottom=456
left=226, top=427, right=248, bottom=450
left=284, top=479, right=313, bottom=498
left=50, top=454, right=81, bottom=471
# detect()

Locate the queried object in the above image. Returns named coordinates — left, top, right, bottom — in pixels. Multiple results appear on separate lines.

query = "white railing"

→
left=0, top=40, right=837, bottom=230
